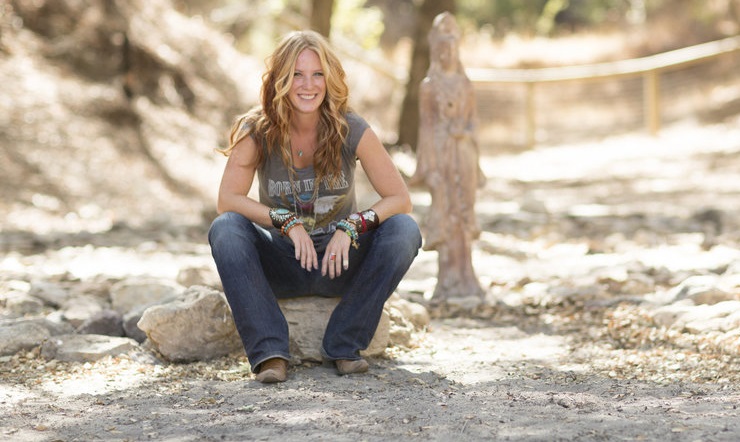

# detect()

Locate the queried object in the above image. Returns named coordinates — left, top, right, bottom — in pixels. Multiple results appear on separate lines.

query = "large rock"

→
left=278, top=297, right=390, bottom=362
left=137, top=286, right=243, bottom=362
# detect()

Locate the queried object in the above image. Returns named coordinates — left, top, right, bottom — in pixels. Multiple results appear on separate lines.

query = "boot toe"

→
left=335, top=358, right=369, bottom=375
left=255, top=358, right=288, bottom=383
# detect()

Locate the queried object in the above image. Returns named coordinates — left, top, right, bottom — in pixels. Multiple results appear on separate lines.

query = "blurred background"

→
left=1, top=0, right=739, bottom=240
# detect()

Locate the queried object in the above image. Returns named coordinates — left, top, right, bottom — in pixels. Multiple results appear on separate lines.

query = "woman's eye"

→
left=314, top=72, right=324, bottom=77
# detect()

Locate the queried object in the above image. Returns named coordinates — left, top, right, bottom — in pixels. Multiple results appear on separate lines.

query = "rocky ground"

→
left=2, top=118, right=740, bottom=441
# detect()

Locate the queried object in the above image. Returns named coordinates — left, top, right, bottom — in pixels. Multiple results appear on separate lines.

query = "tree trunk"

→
left=310, top=0, right=335, bottom=37
left=397, top=0, right=456, bottom=150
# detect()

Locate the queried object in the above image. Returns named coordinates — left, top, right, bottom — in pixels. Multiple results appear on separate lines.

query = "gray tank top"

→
left=257, top=112, right=370, bottom=239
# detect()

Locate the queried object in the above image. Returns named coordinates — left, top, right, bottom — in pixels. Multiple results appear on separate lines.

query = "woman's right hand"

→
left=287, top=226, right=318, bottom=271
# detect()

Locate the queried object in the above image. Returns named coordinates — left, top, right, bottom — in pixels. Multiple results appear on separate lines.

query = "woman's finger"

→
left=303, top=240, right=317, bottom=270
left=308, top=245, right=318, bottom=270
left=289, top=228, right=316, bottom=270
left=321, top=249, right=334, bottom=277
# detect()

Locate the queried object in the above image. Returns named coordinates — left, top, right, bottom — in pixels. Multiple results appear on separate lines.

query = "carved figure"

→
left=412, top=12, right=485, bottom=302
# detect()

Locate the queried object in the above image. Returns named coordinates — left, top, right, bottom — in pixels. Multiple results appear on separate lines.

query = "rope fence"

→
left=467, top=35, right=740, bottom=149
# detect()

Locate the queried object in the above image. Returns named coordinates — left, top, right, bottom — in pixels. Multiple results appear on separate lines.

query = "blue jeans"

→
left=208, top=211, right=422, bottom=371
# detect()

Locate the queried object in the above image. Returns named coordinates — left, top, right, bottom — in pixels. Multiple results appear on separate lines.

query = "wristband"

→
left=348, top=209, right=379, bottom=234
left=269, top=207, right=296, bottom=230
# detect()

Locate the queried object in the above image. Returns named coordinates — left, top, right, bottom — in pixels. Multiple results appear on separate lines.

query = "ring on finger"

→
left=329, top=253, right=336, bottom=261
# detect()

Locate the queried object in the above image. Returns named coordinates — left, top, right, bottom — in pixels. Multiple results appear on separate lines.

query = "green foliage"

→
left=457, top=0, right=549, bottom=35
left=455, top=0, right=737, bottom=36
left=332, top=0, right=384, bottom=48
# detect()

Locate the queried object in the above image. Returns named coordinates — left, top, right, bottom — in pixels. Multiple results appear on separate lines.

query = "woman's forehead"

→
left=295, top=49, right=321, bottom=69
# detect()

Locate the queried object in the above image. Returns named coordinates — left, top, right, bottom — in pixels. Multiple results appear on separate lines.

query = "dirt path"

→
left=3, top=315, right=739, bottom=441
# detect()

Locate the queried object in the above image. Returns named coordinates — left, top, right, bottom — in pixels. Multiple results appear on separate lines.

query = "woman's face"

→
left=289, top=49, right=326, bottom=115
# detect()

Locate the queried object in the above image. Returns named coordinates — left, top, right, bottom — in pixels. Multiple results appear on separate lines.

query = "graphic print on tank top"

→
left=269, top=171, right=351, bottom=235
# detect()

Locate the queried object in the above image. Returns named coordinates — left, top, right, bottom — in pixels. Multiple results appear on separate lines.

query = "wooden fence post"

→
left=643, top=70, right=661, bottom=136
left=526, top=82, right=536, bottom=148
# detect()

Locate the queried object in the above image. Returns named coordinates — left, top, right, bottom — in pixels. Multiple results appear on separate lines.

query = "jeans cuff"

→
left=320, top=346, right=361, bottom=362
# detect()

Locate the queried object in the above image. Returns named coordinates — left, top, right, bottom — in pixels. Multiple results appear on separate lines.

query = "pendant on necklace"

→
left=298, top=150, right=303, bottom=157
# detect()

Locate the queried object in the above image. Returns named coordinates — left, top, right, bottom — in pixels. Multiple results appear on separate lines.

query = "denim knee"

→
left=208, top=212, right=255, bottom=246
left=379, top=214, right=422, bottom=250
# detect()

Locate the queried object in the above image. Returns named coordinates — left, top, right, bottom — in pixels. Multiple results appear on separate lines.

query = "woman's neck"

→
left=291, top=112, right=320, bottom=134
left=289, top=113, right=319, bottom=168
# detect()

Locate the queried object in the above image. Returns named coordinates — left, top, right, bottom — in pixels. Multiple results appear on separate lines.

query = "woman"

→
left=208, top=30, right=422, bottom=383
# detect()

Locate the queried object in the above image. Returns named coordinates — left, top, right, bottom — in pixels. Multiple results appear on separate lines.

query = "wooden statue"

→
left=412, top=11, right=485, bottom=302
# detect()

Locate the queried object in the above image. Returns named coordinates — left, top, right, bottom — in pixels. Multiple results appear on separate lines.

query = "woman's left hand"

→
left=321, top=230, right=352, bottom=279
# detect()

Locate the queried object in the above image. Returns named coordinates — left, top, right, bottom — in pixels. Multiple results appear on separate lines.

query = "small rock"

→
left=681, top=301, right=740, bottom=334
left=651, top=302, right=696, bottom=329
left=110, top=277, right=181, bottom=314
left=389, top=294, right=430, bottom=330
left=41, top=334, right=139, bottom=362
left=28, top=280, right=69, bottom=308
left=75, top=309, right=124, bottom=337
left=670, top=275, right=733, bottom=305
left=0, top=321, right=51, bottom=356
left=61, top=295, right=105, bottom=328
left=5, top=293, right=45, bottom=316
left=176, top=266, right=222, bottom=289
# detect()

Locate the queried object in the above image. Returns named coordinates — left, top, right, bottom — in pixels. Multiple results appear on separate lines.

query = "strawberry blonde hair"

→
left=222, top=30, right=349, bottom=186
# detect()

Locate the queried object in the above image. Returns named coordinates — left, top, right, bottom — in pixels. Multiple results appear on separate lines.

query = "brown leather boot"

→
left=335, top=358, right=369, bottom=375
left=255, top=358, right=288, bottom=383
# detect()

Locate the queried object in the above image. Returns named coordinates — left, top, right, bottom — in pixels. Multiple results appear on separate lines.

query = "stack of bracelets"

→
left=269, top=207, right=380, bottom=250
left=337, top=209, right=379, bottom=249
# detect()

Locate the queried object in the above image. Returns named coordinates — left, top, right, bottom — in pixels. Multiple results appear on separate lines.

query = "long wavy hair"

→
left=222, top=30, right=350, bottom=186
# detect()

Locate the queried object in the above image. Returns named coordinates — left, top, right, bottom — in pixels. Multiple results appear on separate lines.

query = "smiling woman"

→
left=207, top=30, right=422, bottom=383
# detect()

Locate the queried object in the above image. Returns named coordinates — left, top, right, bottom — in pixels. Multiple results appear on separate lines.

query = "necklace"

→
left=287, top=158, right=319, bottom=234
left=291, top=136, right=314, bottom=159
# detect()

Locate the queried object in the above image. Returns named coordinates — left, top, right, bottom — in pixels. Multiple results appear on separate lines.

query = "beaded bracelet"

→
left=336, top=219, right=359, bottom=249
left=280, top=215, right=303, bottom=236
